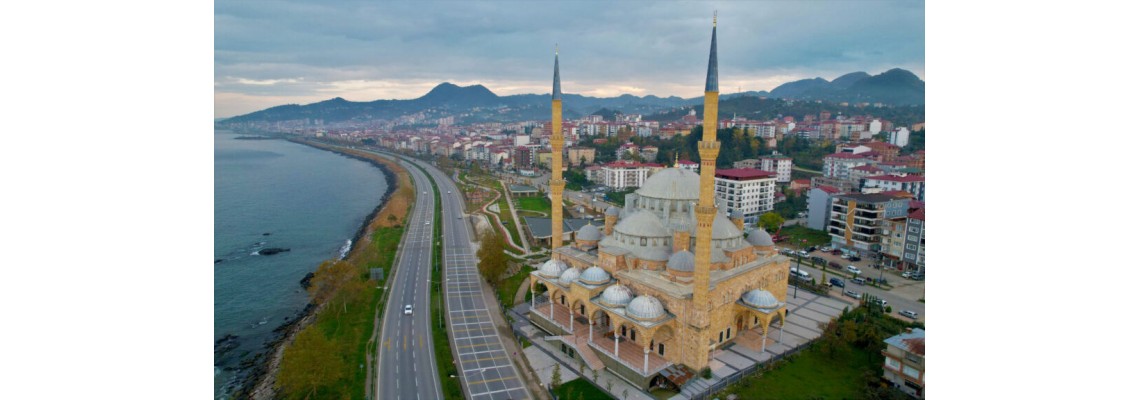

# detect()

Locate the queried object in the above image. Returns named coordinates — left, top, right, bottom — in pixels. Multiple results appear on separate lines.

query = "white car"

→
left=899, top=310, right=918, bottom=319
left=447, top=191, right=451, bottom=194
left=901, top=271, right=912, bottom=279
left=846, top=265, right=862, bottom=275
left=404, top=305, right=413, bottom=315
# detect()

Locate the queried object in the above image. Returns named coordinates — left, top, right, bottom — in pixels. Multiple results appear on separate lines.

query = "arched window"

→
left=658, top=343, right=665, bottom=355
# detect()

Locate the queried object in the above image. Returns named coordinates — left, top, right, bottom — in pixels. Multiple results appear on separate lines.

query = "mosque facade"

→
left=527, top=17, right=792, bottom=391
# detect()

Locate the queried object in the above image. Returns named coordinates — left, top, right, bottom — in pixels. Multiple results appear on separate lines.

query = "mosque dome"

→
left=746, top=229, right=774, bottom=246
left=710, top=212, right=743, bottom=240
left=626, top=295, right=667, bottom=321
left=599, top=284, right=633, bottom=308
left=558, top=267, right=582, bottom=286
left=636, top=168, right=700, bottom=201
left=666, top=250, right=695, bottom=273
left=538, top=259, right=568, bottom=278
left=577, top=224, right=602, bottom=241
left=579, top=265, right=611, bottom=285
left=741, top=289, right=779, bottom=310
left=614, top=210, right=670, bottom=238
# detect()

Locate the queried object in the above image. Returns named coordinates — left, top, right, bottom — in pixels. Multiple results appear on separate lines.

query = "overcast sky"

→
left=215, top=1, right=924, bottom=118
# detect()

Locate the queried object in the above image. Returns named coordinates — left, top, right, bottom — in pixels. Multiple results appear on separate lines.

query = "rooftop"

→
left=715, top=168, right=776, bottom=180
left=884, top=328, right=925, bottom=356
left=868, top=174, right=925, bottom=183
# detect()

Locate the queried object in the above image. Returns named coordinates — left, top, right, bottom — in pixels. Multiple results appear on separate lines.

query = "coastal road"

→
left=406, top=156, right=532, bottom=400
left=375, top=155, right=444, bottom=400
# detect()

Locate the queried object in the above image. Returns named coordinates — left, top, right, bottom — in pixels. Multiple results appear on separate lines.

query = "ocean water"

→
left=214, top=131, right=388, bottom=398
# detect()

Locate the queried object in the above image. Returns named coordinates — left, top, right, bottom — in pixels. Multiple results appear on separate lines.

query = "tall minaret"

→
left=692, top=13, right=720, bottom=334
left=550, top=47, right=566, bottom=249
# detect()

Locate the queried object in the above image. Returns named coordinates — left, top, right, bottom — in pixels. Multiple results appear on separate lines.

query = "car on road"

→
left=426, top=221, right=431, bottom=225
left=829, top=277, right=845, bottom=288
left=902, top=271, right=912, bottom=279
left=851, top=277, right=866, bottom=285
left=846, top=265, right=862, bottom=275
left=811, top=256, right=827, bottom=264
left=820, top=246, right=832, bottom=252
left=447, top=191, right=451, bottom=194
left=404, top=304, right=413, bottom=315
left=423, top=191, right=427, bottom=195
left=875, top=299, right=888, bottom=308
left=797, top=250, right=809, bottom=258
left=844, top=290, right=860, bottom=299
left=899, top=310, right=919, bottom=319
left=849, top=255, right=861, bottom=262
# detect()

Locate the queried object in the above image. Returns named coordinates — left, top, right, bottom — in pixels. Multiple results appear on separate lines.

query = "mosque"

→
left=527, top=17, right=792, bottom=392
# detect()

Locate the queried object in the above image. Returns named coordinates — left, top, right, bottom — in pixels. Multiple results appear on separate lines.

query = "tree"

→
left=758, top=212, right=785, bottom=233
left=276, top=327, right=346, bottom=399
left=476, top=230, right=509, bottom=285
left=550, top=363, right=562, bottom=389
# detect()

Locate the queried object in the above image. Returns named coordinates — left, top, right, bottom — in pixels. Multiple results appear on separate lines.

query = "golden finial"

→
left=713, top=11, right=717, bottom=27
left=675, top=153, right=680, bottom=168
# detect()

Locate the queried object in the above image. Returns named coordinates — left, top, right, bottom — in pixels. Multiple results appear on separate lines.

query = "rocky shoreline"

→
left=229, top=139, right=399, bottom=400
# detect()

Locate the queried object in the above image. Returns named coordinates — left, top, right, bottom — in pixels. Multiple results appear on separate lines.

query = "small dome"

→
left=742, top=289, right=779, bottom=310
left=577, top=224, right=602, bottom=241
left=558, top=267, right=582, bottom=286
left=538, top=259, right=568, bottom=278
left=666, top=250, right=695, bottom=272
left=746, top=229, right=774, bottom=246
left=606, top=206, right=621, bottom=216
left=599, top=284, right=633, bottom=308
left=711, top=212, right=743, bottom=240
left=580, top=265, right=611, bottom=285
left=626, top=295, right=667, bottom=321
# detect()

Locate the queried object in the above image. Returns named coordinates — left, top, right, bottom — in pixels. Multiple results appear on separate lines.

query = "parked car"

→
left=899, top=310, right=919, bottom=319
left=811, top=256, right=827, bottom=264
left=849, top=255, right=862, bottom=262
left=831, top=249, right=842, bottom=255
left=844, top=290, right=860, bottom=299
left=901, top=271, right=912, bottom=279
left=820, top=246, right=832, bottom=252
left=797, top=250, right=810, bottom=258
left=828, top=261, right=842, bottom=270
left=851, top=277, right=866, bottom=285
left=846, top=265, right=862, bottom=275
left=840, top=253, right=850, bottom=259
left=876, top=299, right=888, bottom=308
left=829, top=277, right=845, bottom=288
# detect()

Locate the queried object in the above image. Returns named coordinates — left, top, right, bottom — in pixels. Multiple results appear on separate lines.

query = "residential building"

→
left=714, top=169, right=777, bottom=225
left=585, top=165, right=604, bottom=183
left=822, top=153, right=875, bottom=180
left=568, top=147, right=596, bottom=166
left=862, top=142, right=901, bottom=162
left=806, top=185, right=842, bottom=230
left=601, top=161, right=658, bottom=189
left=676, top=159, right=699, bottom=173
left=890, top=127, right=910, bottom=148
left=850, top=165, right=885, bottom=183
left=827, top=193, right=910, bottom=255
left=902, top=207, right=925, bottom=273
left=640, top=146, right=659, bottom=163
left=883, top=329, right=925, bottom=399
left=759, top=153, right=792, bottom=183
left=733, top=159, right=759, bottom=169
left=536, top=151, right=553, bottom=169
left=862, top=174, right=925, bottom=201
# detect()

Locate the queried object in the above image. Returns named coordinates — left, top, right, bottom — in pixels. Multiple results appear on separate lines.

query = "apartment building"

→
left=863, top=174, right=926, bottom=201
left=601, top=161, right=660, bottom=189
left=714, top=169, right=777, bottom=225
left=883, top=328, right=925, bottom=399
left=823, top=153, right=876, bottom=180
left=759, top=154, right=793, bottom=183
left=902, top=207, right=925, bottom=273
left=568, top=147, right=596, bottom=166
left=827, top=193, right=910, bottom=254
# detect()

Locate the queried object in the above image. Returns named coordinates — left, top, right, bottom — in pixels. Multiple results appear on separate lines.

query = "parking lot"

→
left=780, top=246, right=925, bottom=323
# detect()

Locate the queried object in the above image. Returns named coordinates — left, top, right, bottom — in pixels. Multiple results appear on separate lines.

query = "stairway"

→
left=573, top=335, right=605, bottom=371
left=678, top=376, right=717, bottom=399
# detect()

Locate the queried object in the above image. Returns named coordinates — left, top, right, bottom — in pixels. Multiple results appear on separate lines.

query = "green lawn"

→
left=497, top=266, right=534, bottom=306
left=778, top=225, right=832, bottom=248
left=552, top=378, right=610, bottom=400
left=516, top=196, right=552, bottom=214
left=720, top=345, right=880, bottom=400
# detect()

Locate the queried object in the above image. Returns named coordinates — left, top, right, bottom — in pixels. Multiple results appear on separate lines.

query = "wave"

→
left=338, top=239, right=352, bottom=260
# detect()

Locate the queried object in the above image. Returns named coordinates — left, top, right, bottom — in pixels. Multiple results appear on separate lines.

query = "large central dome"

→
left=636, top=168, right=700, bottom=201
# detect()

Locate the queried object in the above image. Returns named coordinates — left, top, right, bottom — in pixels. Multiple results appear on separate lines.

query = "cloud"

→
left=215, top=0, right=924, bottom=117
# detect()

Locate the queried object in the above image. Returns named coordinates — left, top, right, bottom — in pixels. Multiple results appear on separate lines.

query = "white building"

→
left=759, top=154, right=793, bottom=183
left=890, top=127, right=910, bottom=148
left=823, top=153, right=875, bottom=180
left=869, top=119, right=883, bottom=137
left=601, top=161, right=658, bottom=189
left=714, top=169, right=777, bottom=225
left=514, top=134, right=531, bottom=147
left=862, top=174, right=925, bottom=201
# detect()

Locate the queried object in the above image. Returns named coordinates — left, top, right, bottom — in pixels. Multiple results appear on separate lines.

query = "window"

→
left=903, top=365, right=920, bottom=379
left=885, top=356, right=900, bottom=370
left=658, top=343, right=665, bottom=355
left=621, top=326, right=626, bottom=336
left=631, top=329, right=636, bottom=341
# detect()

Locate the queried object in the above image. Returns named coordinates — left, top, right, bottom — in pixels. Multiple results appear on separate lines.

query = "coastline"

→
left=235, top=139, right=404, bottom=400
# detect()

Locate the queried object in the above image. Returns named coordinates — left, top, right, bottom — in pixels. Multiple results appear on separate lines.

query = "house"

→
left=759, top=153, right=793, bottom=183
left=902, top=207, right=925, bottom=273
left=883, top=328, right=925, bottom=398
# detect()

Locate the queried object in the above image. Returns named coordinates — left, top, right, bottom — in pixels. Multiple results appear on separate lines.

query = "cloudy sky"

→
left=215, top=1, right=924, bottom=118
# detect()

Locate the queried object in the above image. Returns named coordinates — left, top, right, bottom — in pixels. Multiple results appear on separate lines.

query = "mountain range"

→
left=220, top=69, right=923, bottom=124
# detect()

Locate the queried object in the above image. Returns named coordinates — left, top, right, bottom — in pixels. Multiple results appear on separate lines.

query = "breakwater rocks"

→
left=256, top=247, right=290, bottom=256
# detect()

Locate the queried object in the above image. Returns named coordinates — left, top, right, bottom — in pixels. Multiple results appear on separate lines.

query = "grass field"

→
left=552, top=378, right=611, bottom=400
left=778, top=225, right=832, bottom=248
left=496, top=182, right=524, bottom=246
left=496, top=266, right=534, bottom=306
left=516, top=196, right=551, bottom=214
left=719, top=345, right=880, bottom=400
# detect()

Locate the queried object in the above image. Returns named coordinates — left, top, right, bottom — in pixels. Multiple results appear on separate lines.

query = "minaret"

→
left=550, top=47, right=566, bottom=249
left=691, top=13, right=720, bottom=359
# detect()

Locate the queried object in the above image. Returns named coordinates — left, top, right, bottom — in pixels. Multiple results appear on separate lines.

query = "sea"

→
left=214, top=130, right=388, bottom=399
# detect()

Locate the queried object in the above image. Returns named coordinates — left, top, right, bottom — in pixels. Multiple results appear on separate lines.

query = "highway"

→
left=375, top=154, right=444, bottom=400
left=407, top=156, right=532, bottom=400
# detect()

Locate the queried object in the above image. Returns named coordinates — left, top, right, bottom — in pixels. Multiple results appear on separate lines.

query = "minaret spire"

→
left=689, top=13, right=722, bottom=371
left=549, top=48, right=566, bottom=249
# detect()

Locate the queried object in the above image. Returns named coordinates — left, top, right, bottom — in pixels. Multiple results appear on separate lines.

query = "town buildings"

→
left=826, top=193, right=910, bottom=255
left=601, top=161, right=661, bottom=189
left=568, top=146, right=596, bottom=166
left=714, top=169, right=777, bottom=225
left=863, top=174, right=926, bottom=201
left=759, top=153, right=793, bottom=183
